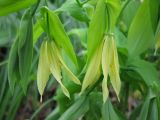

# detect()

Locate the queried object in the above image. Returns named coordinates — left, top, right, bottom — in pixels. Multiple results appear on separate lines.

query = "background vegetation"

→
left=0, top=0, right=160, bottom=120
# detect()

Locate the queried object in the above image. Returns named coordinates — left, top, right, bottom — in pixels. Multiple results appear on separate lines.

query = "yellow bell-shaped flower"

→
left=102, top=34, right=121, bottom=102
left=37, top=40, right=81, bottom=102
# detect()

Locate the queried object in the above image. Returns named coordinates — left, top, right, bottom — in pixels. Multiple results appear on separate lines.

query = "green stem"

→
left=76, top=0, right=82, bottom=7
left=31, top=0, right=40, bottom=16
left=30, top=97, right=54, bottom=120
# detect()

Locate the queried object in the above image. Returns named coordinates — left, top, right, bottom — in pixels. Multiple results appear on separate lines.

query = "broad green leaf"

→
left=102, top=99, right=120, bottom=120
left=87, top=0, right=106, bottom=63
left=58, top=96, right=89, bottom=120
left=18, top=10, right=33, bottom=93
left=128, top=58, right=159, bottom=87
left=0, top=0, right=37, bottom=16
left=127, top=0, right=154, bottom=56
left=41, top=7, right=78, bottom=68
left=120, top=0, right=140, bottom=28
left=8, top=37, right=20, bottom=93
left=55, top=0, right=90, bottom=22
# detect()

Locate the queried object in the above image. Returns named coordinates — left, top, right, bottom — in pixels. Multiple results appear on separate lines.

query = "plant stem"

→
left=30, top=97, right=54, bottom=120
left=76, top=0, right=82, bottom=7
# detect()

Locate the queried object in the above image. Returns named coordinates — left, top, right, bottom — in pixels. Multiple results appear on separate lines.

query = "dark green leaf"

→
left=58, top=96, right=89, bottom=120
left=102, top=99, right=121, bottom=120
left=18, top=10, right=33, bottom=93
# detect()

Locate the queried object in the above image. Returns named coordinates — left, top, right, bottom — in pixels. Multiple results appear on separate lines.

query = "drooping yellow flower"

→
left=81, top=34, right=121, bottom=103
left=102, top=34, right=121, bottom=102
left=37, top=39, right=81, bottom=102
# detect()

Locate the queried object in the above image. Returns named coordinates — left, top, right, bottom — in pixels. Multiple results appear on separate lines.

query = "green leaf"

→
left=121, top=0, right=140, bottom=28
left=148, top=99, right=159, bottom=120
left=41, top=7, right=78, bottom=68
left=102, top=99, right=121, bottom=120
left=87, top=0, right=106, bottom=63
left=8, top=37, right=20, bottom=93
left=128, top=58, right=159, bottom=87
left=127, top=0, right=154, bottom=56
left=58, top=96, right=89, bottom=120
left=68, top=28, right=87, bottom=48
left=56, top=0, right=90, bottom=22
left=105, top=0, right=122, bottom=32
left=18, top=10, right=33, bottom=93
left=0, top=0, right=37, bottom=16
left=33, top=20, right=44, bottom=45
left=85, top=92, right=103, bottom=120
left=139, top=98, right=150, bottom=120
left=155, top=19, right=160, bottom=52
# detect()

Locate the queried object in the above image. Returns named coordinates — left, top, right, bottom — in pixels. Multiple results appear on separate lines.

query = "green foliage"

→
left=0, top=0, right=160, bottom=119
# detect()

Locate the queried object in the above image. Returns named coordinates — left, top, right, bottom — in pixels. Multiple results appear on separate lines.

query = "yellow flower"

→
left=102, top=34, right=121, bottom=102
left=37, top=39, right=81, bottom=102
left=81, top=34, right=121, bottom=103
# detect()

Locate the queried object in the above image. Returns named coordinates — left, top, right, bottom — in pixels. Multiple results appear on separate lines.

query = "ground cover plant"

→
left=0, top=0, right=160, bottom=119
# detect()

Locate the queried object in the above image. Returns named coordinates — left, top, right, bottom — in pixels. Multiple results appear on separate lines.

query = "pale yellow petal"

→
left=102, top=78, right=109, bottom=103
left=37, top=41, right=50, bottom=101
left=47, top=40, right=70, bottom=98
left=109, top=37, right=121, bottom=100
left=50, top=40, right=81, bottom=85
left=81, top=41, right=103, bottom=93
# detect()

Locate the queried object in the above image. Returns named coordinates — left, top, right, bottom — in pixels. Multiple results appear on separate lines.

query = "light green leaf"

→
left=87, top=0, right=106, bottom=63
left=55, top=0, right=90, bottom=22
left=0, top=0, right=37, bottom=16
left=33, top=21, right=44, bottom=45
left=127, top=0, right=154, bottom=56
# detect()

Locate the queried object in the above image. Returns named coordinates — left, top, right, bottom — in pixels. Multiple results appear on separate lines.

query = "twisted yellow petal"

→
left=47, top=41, right=70, bottom=98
